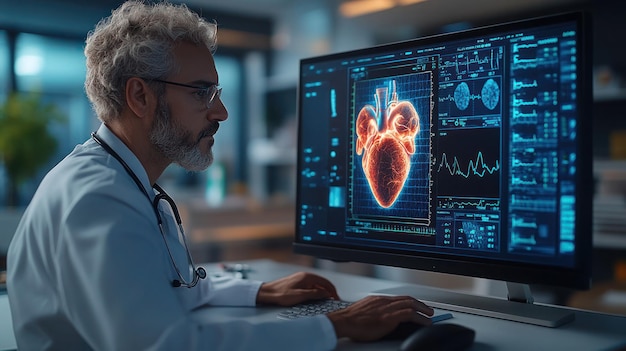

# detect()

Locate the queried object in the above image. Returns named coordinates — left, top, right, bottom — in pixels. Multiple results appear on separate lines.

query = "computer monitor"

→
left=294, top=11, right=592, bottom=327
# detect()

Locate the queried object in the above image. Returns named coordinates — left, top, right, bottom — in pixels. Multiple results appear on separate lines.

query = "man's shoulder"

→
left=22, top=143, right=154, bottom=236
left=44, top=144, right=123, bottom=192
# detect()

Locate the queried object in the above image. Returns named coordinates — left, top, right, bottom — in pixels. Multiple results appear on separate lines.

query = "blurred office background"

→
left=1, top=0, right=625, bottom=315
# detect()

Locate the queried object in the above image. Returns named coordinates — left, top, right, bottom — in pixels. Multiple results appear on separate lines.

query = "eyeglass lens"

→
left=207, top=85, right=222, bottom=109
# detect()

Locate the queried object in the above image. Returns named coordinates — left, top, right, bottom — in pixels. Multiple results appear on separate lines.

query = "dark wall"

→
left=591, top=0, right=626, bottom=158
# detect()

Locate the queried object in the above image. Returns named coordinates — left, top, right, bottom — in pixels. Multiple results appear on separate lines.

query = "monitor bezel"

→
left=293, top=11, right=593, bottom=290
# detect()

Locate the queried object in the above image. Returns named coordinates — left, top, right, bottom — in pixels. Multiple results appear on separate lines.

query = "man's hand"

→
left=256, top=272, right=340, bottom=306
left=327, top=295, right=434, bottom=342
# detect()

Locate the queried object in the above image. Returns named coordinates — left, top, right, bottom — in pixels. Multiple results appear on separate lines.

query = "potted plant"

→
left=0, top=93, right=66, bottom=207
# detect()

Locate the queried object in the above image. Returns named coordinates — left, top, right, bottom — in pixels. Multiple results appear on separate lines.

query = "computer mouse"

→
left=381, top=312, right=454, bottom=340
left=399, top=323, right=475, bottom=351
left=381, top=321, right=424, bottom=340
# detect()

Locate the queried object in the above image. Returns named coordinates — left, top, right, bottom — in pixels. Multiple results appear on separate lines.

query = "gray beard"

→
left=149, top=99, right=214, bottom=171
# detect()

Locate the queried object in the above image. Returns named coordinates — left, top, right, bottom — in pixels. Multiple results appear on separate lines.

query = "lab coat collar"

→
left=94, top=123, right=154, bottom=199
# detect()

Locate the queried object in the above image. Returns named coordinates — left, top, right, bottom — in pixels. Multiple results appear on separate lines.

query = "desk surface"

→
left=0, top=291, right=14, bottom=351
left=194, top=259, right=626, bottom=351
left=2, top=259, right=626, bottom=351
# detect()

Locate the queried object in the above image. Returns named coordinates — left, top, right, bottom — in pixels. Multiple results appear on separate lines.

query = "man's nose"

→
left=209, top=98, right=228, bottom=122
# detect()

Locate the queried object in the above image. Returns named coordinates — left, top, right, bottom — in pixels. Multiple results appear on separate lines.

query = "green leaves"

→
left=0, top=93, right=65, bottom=186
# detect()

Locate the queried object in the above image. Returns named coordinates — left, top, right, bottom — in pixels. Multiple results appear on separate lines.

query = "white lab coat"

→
left=7, top=124, right=336, bottom=350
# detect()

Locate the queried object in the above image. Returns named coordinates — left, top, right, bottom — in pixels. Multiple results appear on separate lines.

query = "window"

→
left=16, top=33, right=86, bottom=93
left=13, top=33, right=96, bottom=204
left=0, top=30, right=9, bottom=206
left=212, top=55, right=242, bottom=176
left=0, top=31, right=8, bottom=95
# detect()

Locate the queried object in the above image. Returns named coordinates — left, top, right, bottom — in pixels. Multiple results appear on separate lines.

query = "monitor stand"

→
left=374, top=282, right=575, bottom=328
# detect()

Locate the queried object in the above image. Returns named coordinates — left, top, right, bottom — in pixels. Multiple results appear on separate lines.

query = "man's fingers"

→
left=302, top=287, right=334, bottom=301
left=379, top=295, right=434, bottom=317
left=313, top=284, right=339, bottom=300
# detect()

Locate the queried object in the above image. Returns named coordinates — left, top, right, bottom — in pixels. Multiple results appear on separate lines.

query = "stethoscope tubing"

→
left=91, top=132, right=206, bottom=287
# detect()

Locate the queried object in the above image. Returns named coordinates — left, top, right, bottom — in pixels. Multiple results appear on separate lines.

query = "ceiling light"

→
left=339, top=0, right=396, bottom=18
left=339, top=0, right=428, bottom=18
left=398, top=0, right=428, bottom=4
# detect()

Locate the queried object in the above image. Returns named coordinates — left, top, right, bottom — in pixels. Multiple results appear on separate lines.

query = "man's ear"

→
left=125, top=77, right=155, bottom=118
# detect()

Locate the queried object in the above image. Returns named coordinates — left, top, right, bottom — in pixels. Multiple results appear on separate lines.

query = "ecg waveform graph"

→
left=436, top=127, right=500, bottom=198
left=438, top=197, right=500, bottom=211
left=511, top=42, right=559, bottom=71
left=437, top=152, right=500, bottom=178
left=440, top=48, right=502, bottom=77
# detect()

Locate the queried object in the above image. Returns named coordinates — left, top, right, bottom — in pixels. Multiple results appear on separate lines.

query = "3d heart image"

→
left=355, top=80, right=420, bottom=208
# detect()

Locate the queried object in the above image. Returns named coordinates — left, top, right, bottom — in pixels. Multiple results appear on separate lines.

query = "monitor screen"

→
left=294, top=11, right=592, bottom=295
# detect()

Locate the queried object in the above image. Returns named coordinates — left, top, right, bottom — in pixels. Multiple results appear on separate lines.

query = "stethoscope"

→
left=91, top=132, right=207, bottom=288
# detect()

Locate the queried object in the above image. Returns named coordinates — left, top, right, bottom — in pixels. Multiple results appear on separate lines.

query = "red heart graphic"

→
left=356, top=80, right=420, bottom=208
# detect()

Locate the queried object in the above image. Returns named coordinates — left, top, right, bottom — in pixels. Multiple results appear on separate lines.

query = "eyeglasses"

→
left=153, top=79, right=222, bottom=109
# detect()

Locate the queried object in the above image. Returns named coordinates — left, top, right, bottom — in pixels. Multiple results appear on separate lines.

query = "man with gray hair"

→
left=6, top=1, right=433, bottom=349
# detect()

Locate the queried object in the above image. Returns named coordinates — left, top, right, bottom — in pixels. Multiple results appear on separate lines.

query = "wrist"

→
left=326, top=310, right=349, bottom=339
left=256, top=282, right=280, bottom=305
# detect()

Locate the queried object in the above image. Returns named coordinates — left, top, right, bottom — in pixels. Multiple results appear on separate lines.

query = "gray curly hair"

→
left=84, top=1, right=217, bottom=122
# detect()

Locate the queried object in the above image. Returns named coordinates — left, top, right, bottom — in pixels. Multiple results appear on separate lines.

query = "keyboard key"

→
left=277, top=299, right=352, bottom=319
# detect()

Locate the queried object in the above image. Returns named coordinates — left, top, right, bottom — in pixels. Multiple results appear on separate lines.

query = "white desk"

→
left=2, top=259, right=626, bottom=351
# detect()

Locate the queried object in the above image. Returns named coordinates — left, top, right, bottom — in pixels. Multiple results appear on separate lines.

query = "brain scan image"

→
left=481, top=78, right=500, bottom=110
left=454, top=82, right=470, bottom=111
